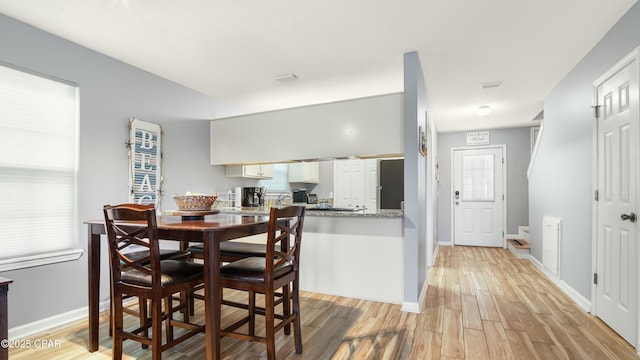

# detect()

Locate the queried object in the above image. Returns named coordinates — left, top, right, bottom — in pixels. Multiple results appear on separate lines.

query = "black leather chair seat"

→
left=123, top=249, right=191, bottom=262
left=121, top=260, right=204, bottom=287
left=220, top=257, right=292, bottom=282
left=187, top=242, right=279, bottom=259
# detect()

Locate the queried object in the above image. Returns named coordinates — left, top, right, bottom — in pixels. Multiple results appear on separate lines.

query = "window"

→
left=461, top=154, right=495, bottom=202
left=0, top=62, right=82, bottom=271
left=258, top=163, right=289, bottom=192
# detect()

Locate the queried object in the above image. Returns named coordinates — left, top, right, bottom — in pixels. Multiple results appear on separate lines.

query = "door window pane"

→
left=462, top=154, right=494, bottom=201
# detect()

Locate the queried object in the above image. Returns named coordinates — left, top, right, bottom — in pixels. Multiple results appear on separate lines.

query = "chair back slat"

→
left=265, top=206, right=305, bottom=279
left=103, top=204, right=161, bottom=286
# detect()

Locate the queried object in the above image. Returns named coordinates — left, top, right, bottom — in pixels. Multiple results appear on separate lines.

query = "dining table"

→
left=85, top=213, right=274, bottom=360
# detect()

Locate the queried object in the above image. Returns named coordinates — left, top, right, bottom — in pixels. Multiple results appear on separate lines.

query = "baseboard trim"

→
left=9, top=299, right=111, bottom=340
left=401, top=301, right=420, bottom=313
left=558, top=280, right=591, bottom=312
left=432, top=245, right=440, bottom=267
left=439, top=241, right=452, bottom=247
left=527, top=255, right=591, bottom=312
left=401, top=278, right=429, bottom=314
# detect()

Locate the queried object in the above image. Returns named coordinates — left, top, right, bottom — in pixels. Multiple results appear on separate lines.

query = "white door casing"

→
left=592, top=47, right=639, bottom=347
left=364, top=159, right=378, bottom=210
left=452, top=146, right=506, bottom=247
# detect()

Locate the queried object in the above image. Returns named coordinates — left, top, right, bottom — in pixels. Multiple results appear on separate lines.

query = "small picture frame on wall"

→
left=419, top=125, right=428, bottom=157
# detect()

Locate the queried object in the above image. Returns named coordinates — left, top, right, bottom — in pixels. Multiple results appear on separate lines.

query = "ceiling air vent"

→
left=275, top=73, right=299, bottom=83
left=481, top=81, right=502, bottom=89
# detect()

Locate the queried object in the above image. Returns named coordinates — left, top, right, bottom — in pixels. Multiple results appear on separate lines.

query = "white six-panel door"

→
left=453, top=147, right=505, bottom=247
left=594, top=48, right=639, bottom=346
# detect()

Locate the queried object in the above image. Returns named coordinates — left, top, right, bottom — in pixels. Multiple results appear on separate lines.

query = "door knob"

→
left=621, top=212, right=636, bottom=222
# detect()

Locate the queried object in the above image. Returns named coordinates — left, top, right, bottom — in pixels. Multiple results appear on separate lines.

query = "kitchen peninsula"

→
left=218, top=206, right=404, bottom=304
left=209, top=93, right=407, bottom=304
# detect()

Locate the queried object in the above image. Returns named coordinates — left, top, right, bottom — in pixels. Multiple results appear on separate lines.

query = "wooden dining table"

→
left=85, top=213, right=273, bottom=359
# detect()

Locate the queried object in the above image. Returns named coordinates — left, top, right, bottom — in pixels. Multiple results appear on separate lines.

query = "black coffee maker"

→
left=242, top=187, right=265, bottom=207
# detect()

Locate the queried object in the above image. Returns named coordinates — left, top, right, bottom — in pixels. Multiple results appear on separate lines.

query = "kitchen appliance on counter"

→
left=292, top=189, right=308, bottom=203
left=307, top=193, right=318, bottom=204
left=242, top=187, right=265, bottom=207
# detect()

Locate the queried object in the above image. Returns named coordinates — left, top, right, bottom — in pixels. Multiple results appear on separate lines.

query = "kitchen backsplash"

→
left=212, top=193, right=333, bottom=209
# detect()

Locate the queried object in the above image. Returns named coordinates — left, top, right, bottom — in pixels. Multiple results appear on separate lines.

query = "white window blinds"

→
left=0, top=63, right=82, bottom=270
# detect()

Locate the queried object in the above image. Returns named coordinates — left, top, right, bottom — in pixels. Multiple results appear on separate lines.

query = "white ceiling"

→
left=0, top=0, right=637, bottom=132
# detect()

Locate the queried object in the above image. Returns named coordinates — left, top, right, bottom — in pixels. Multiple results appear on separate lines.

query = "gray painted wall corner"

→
left=529, top=2, right=640, bottom=299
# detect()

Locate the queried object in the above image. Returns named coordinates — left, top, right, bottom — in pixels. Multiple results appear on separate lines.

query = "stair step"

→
left=508, top=238, right=530, bottom=249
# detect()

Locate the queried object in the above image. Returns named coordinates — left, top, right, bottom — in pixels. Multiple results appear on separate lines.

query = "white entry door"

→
left=594, top=48, right=639, bottom=346
left=453, top=147, right=505, bottom=247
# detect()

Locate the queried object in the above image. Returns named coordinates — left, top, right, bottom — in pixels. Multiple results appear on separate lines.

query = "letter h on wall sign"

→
left=129, top=118, right=162, bottom=207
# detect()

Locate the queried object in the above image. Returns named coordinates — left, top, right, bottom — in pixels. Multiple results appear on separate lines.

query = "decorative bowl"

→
left=172, top=193, right=218, bottom=211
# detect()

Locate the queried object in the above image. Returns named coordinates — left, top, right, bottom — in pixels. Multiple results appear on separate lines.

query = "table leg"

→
left=88, top=226, right=101, bottom=352
left=0, top=278, right=12, bottom=360
left=204, top=234, right=221, bottom=360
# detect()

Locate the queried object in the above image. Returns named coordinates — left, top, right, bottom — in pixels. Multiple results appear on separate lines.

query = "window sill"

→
left=0, top=249, right=84, bottom=272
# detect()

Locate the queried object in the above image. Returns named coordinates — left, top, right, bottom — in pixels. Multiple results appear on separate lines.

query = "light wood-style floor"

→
left=9, top=246, right=640, bottom=359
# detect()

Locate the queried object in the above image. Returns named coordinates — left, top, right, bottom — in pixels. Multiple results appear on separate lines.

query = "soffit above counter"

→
left=222, top=153, right=405, bottom=166
left=210, top=93, right=404, bottom=166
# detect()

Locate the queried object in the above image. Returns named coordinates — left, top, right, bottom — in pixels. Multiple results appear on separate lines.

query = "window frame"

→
left=0, top=61, right=83, bottom=271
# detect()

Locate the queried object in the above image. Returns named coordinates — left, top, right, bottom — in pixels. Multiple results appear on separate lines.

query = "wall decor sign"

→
left=129, top=118, right=162, bottom=207
left=466, top=131, right=490, bottom=145
left=419, top=125, right=428, bottom=157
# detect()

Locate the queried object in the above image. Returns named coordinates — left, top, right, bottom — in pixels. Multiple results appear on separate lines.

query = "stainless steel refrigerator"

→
left=379, top=159, right=404, bottom=209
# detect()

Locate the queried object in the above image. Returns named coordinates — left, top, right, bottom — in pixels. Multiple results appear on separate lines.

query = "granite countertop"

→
left=215, top=206, right=403, bottom=218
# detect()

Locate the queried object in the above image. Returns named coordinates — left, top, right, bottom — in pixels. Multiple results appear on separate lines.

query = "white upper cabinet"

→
left=225, top=164, right=274, bottom=179
left=288, top=162, right=319, bottom=183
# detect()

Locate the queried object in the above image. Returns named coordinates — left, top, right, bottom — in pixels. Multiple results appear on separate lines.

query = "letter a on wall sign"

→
left=129, top=118, right=162, bottom=207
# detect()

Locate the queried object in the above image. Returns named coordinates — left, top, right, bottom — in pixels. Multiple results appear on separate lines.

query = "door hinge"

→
left=593, top=273, right=598, bottom=285
left=594, top=189, right=599, bottom=201
left=502, top=194, right=505, bottom=201
left=592, top=105, right=602, bottom=118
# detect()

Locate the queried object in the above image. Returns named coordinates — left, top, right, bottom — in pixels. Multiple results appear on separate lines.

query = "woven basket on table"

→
left=172, top=193, right=218, bottom=211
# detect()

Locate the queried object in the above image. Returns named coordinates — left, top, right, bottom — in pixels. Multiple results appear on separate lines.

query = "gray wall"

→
left=427, top=116, right=438, bottom=266
left=0, top=14, right=235, bottom=328
left=437, top=127, right=532, bottom=244
left=529, top=2, right=640, bottom=299
left=403, top=51, right=429, bottom=307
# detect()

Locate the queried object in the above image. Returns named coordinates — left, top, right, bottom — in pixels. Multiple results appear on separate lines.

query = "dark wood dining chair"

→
left=103, top=203, right=205, bottom=360
left=186, top=240, right=280, bottom=263
left=186, top=239, right=283, bottom=315
left=108, top=248, right=191, bottom=337
left=218, top=205, right=305, bottom=359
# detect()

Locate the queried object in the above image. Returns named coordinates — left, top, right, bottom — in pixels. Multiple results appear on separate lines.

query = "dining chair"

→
left=108, top=248, right=191, bottom=338
left=187, top=241, right=273, bottom=263
left=186, top=235, right=282, bottom=316
left=103, top=203, right=205, bottom=360
left=218, top=205, right=305, bottom=359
